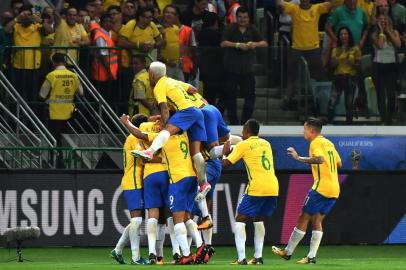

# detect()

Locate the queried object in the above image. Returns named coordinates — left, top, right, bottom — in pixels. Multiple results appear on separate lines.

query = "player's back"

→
left=161, top=132, right=196, bottom=183
left=154, top=76, right=194, bottom=111
left=229, top=136, right=279, bottom=196
left=309, top=135, right=341, bottom=198
left=122, top=135, right=143, bottom=190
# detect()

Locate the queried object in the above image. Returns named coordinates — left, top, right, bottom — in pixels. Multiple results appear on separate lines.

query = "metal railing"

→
left=0, top=147, right=123, bottom=169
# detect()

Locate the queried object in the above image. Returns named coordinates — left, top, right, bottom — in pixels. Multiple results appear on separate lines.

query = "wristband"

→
left=235, top=42, right=240, bottom=49
left=379, top=32, right=385, bottom=37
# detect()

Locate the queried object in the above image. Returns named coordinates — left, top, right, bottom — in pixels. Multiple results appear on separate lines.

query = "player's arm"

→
left=287, top=147, right=325, bottom=164
left=120, top=114, right=149, bottom=141
left=158, top=102, right=170, bottom=125
left=221, top=140, right=244, bottom=168
left=146, top=156, right=163, bottom=163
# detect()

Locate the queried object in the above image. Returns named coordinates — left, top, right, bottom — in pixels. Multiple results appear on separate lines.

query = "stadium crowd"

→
left=0, top=0, right=406, bottom=125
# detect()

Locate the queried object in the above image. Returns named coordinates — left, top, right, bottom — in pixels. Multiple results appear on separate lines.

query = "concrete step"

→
left=256, top=87, right=280, bottom=98
left=255, top=75, right=268, bottom=88
left=236, top=97, right=283, bottom=110
left=253, top=64, right=266, bottom=75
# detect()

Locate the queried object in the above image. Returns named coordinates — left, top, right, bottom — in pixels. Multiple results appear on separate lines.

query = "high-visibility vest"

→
left=227, top=2, right=241, bottom=24
left=46, top=69, right=80, bottom=120
left=179, top=25, right=194, bottom=73
left=91, top=25, right=118, bottom=82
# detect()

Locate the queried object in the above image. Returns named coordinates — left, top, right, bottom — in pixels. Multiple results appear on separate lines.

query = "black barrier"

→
left=1, top=170, right=406, bottom=246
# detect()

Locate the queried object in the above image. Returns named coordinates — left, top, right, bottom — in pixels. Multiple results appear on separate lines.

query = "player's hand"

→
left=120, top=114, right=130, bottom=125
left=287, top=147, right=299, bottom=160
left=222, top=140, right=232, bottom=156
left=148, top=114, right=161, bottom=122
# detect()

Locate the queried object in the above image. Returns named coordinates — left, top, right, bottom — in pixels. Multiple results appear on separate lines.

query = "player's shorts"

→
left=237, top=194, right=278, bottom=218
left=168, top=107, right=207, bottom=142
left=192, top=159, right=222, bottom=216
left=302, top=189, right=337, bottom=215
left=167, top=176, right=197, bottom=213
left=144, top=171, right=169, bottom=209
left=123, top=189, right=144, bottom=211
left=201, top=104, right=230, bottom=145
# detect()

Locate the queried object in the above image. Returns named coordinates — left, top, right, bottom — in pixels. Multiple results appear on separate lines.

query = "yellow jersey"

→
left=284, top=2, right=330, bottom=50
left=122, top=135, right=144, bottom=190
left=139, top=122, right=167, bottom=179
left=129, top=69, right=155, bottom=116
left=332, top=46, right=361, bottom=76
left=227, top=136, right=279, bottom=196
left=153, top=76, right=194, bottom=111
left=187, top=91, right=206, bottom=108
left=309, top=135, right=341, bottom=198
left=159, top=25, right=180, bottom=63
left=13, top=23, right=42, bottom=69
left=119, top=20, right=161, bottom=67
left=148, top=131, right=196, bottom=183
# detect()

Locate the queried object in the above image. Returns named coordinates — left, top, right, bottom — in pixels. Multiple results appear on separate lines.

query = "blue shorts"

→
left=192, top=159, right=222, bottom=216
left=123, top=189, right=144, bottom=211
left=168, top=107, right=207, bottom=142
left=201, top=105, right=230, bottom=145
left=167, top=176, right=197, bottom=213
left=302, top=189, right=337, bottom=215
left=144, top=171, right=169, bottom=209
left=237, top=194, right=278, bottom=218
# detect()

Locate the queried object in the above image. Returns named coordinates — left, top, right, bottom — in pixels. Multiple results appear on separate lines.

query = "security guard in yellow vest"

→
left=39, top=53, right=83, bottom=146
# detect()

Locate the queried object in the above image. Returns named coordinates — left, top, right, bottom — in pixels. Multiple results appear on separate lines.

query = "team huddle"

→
left=111, top=61, right=342, bottom=265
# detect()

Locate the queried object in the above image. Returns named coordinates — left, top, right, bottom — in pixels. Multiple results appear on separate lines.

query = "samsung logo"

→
left=338, top=141, right=374, bottom=147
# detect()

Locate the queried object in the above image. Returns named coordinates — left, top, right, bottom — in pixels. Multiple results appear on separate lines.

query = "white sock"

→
left=198, top=199, right=209, bottom=218
left=147, top=218, right=158, bottom=255
left=192, top=153, right=207, bottom=183
left=167, top=217, right=180, bottom=255
left=286, top=227, right=306, bottom=256
left=187, top=235, right=193, bottom=248
left=253, top=221, right=265, bottom=258
left=307, top=230, right=323, bottom=258
left=115, top=224, right=130, bottom=254
left=234, top=222, right=246, bottom=261
left=209, top=145, right=224, bottom=159
left=149, top=130, right=170, bottom=152
left=202, top=227, right=213, bottom=245
left=174, top=222, right=190, bottom=256
left=185, top=219, right=203, bottom=248
left=156, top=224, right=166, bottom=257
left=129, top=217, right=142, bottom=262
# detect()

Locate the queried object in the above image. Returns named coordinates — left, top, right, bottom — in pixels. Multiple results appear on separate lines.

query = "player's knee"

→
left=192, top=152, right=205, bottom=167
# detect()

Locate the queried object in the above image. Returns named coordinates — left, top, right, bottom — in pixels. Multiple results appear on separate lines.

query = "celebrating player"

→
left=120, top=114, right=208, bottom=265
left=272, top=117, right=342, bottom=264
left=131, top=61, right=211, bottom=201
left=111, top=115, right=148, bottom=265
left=222, top=119, right=279, bottom=265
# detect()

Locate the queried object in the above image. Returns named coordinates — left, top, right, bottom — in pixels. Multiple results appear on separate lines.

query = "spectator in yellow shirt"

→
left=328, top=27, right=361, bottom=124
left=278, top=0, right=333, bottom=111
left=53, top=7, right=90, bottom=64
left=5, top=5, right=52, bottom=102
left=159, top=5, right=184, bottom=80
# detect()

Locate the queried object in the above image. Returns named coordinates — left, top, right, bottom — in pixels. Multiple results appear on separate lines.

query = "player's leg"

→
left=156, top=212, right=166, bottom=264
left=111, top=224, right=130, bottom=264
left=272, top=191, right=315, bottom=260
left=146, top=208, right=159, bottom=263
left=298, top=194, right=336, bottom=264
left=172, top=211, right=194, bottom=264
left=166, top=216, right=181, bottom=263
left=133, top=123, right=180, bottom=159
left=248, top=196, right=277, bottom=265
left=128, top=208, right=145, bottom=264
left=231, top=213, right=250, bottom=265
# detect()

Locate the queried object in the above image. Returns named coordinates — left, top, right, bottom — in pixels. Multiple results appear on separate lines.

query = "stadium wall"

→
left=1, top=170, right=406, bottom=247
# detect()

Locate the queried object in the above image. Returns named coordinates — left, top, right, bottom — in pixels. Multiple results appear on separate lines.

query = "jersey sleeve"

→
left=226, top=142, right=246, bottom=164
left=334, top=148, right=342, bottom=166
left=317, top=2, right=330, bottom=15
left=283, top=2, right=298, bottom=15
left=133, top=78, right=147, bottom=100
left=119, top=20, right=135, bottom=39
left=309, top=140, right=323, bottom=157
left=327, top=9, right=339, bottom=27
left=151, top=22, right=161, bottom=38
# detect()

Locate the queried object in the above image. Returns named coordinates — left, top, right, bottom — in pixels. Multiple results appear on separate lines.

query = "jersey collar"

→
left=248, top=136, right=259, bottom=139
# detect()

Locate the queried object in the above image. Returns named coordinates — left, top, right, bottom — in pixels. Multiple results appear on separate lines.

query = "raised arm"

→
left=287, top=147, right=325, bottom=164
left=120, top=114, right=149, bottom=141
left=158, top=102, right=170, bottom=125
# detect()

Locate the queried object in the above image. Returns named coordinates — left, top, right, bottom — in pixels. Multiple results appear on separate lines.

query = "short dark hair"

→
left=136, top=6, right=154, bottom=19
left=245, top=119, right=260, bottom=136
left=131, top=114, right=148, bottom=127
left=163, top=4, right=178, bottom=15
left=10, top=0, right=24, bottom=9
left=305, top=117, right=323, bottom=132
left=107, top=5, right=121, bottom=13
left=52, top=53, right=67, bottom=64
left=19, top=5, right=33, bottom=14
left=100, top=13, right=111, bottom=24
left=236, top=6, right=249, bottom=17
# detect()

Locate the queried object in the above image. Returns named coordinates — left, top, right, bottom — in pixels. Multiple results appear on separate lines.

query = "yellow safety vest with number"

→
left=46, top=69, right=80, bottom=120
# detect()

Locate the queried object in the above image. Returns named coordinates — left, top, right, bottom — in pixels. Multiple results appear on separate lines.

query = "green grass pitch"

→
left=1, top=245, right=406, bottom=270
